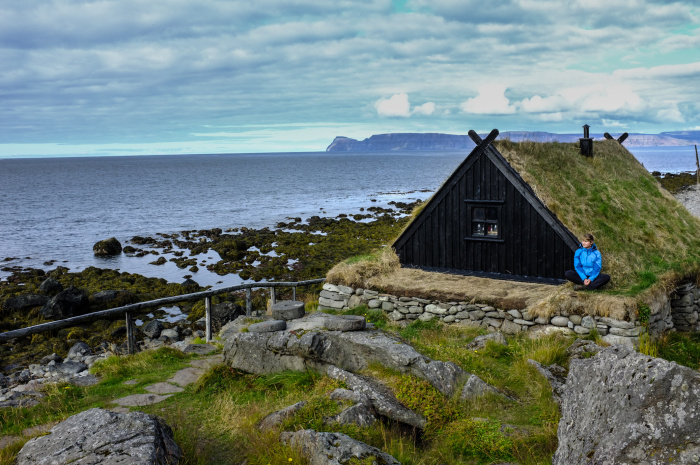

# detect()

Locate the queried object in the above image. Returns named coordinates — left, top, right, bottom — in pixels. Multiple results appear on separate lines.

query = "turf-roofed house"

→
left=393, top=128, right=700, bottom=296
left=393, top=129, right=578, bottom=284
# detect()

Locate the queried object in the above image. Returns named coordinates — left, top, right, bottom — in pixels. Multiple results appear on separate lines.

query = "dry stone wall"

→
left=319, top=282, right=700, bottom=345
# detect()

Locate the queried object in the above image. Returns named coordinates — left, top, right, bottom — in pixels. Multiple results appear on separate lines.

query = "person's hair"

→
left=582, top=233, right=595, bottom=243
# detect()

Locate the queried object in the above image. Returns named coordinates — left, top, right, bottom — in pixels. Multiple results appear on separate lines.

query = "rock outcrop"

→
left=16, top=408, right=181, bottom=465
left=222, top=312, right=467, bottom=397
left=553, top=345, right=700, bottom=464
left=281, top=429, right=400, bottom=465
left=93, top=237, right=122, bottom=256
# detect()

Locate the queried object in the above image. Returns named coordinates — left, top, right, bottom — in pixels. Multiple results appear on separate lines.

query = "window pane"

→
left=486, top=207, right=498, bottom=220
left=487, top=223, right=498, bottom=236
left=473, top=207, right=485, bottom=220
left=472, top=222, right=486, bottom=236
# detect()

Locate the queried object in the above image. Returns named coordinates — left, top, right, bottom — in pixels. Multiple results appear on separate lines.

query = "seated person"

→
left=564, top=233, right=611, bottom=290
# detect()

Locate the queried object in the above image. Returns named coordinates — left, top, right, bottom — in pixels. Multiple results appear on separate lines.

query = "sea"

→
left=0, top=146, right=696, bottom=286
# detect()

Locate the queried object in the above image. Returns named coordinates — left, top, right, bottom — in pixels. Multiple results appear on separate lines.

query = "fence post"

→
left=125, top=312, right=136, bottom=355
left=292, top=285, right=297, bottom=301
left=270, top=287, right=276, bottom=306
left=246, top=288, right=252, bottom=316
left=205, top=297, right=212, bottom=342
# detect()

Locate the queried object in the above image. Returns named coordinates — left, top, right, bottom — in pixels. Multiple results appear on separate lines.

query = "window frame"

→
left=465, top=199, right=505, bottom=243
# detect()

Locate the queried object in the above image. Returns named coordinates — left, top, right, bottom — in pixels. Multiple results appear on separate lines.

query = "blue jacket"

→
left=574, top=243, right=602, bottom=282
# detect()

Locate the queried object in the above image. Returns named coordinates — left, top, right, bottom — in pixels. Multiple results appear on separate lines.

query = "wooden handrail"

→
left=0, top=278, right=325, bottom=349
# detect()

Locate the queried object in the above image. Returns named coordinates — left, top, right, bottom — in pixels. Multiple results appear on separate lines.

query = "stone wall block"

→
left=598, top=317, right=635, bottom=329
left=322, top=283, right=340, bottom=292
left=551, top=316, right=569, bottom=327
left=507, top=309, right=522, bottom=319
left=469, top=310, right=485, bottom=320
left=409, top=306, right=423, bottom=314
left=501, top=320, right=521, bottom=334
left=419, top=313, right=436, bottom=322
left=381, top=302, right=394, bottom=312
left=425, top=304, right=448, bottom=315
left=367, top=299, right=380, bottom=309
left=535, top=316, right=549, bottom=325
left=347, top=295, right=362, bottom=309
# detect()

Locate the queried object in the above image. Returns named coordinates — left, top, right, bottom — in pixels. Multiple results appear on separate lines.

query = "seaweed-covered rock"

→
left=38, top=277, right=63, bottom=296
left=40, top=286, right=90, bottom=319
left=16, top=408, right=181, bottom=465
left=553, top=345, right=700, bottom=464
left=2, top=294, right=49, bottom=312
left=93, top=237, right=122, bottom=256
left=211, top=301, right=244, bottom=330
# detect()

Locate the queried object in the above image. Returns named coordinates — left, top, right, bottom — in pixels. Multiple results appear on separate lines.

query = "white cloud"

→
left=657, top=107, right=685, bottom=123
left=375, top=93, right=411, bottom=117
left=412, top=101, right=436, bottom=116
left=375, top=93, right=435, bottom=117
left=460, top=84, right=516, bottom=115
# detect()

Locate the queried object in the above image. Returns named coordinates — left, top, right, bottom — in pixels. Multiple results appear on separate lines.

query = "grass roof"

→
left=328, top=139, right=700, bottom=319
left=495, top=139, right=700, bottom=296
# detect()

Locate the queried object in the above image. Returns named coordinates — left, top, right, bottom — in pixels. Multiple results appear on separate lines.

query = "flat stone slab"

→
left=182, top=343, right=218, bottom=355
left=322, top=314, right=366, bottom=331
left=249, top=319, right=287, bottom=332
left=167, top=367, right=203, bottom=387
left=145, top=382, right=185, bottom=395
left=111, top=393, right=173, bottom=407
left=271, top=300, right=305, bottom=320
left=69, top=374, right=100, bottom=386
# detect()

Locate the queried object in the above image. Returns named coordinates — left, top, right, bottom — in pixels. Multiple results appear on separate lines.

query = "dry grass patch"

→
left=329, top=256, right=638, bottom=318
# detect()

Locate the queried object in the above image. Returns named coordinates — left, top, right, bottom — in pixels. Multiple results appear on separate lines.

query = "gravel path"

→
left=674, top=185, right=700, bottom=219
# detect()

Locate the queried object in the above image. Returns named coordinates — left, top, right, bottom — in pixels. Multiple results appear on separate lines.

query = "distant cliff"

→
left=326, top=131, right=700, bottom=151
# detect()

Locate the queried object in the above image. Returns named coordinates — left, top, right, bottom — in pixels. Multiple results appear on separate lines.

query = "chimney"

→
left=580, top=124, right=593, bottom=157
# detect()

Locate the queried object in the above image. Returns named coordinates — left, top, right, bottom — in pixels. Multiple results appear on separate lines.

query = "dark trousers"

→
left=565, top=270, right=610, bottom=290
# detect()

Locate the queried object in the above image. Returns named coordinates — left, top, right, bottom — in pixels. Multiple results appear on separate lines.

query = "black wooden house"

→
left=393, top=129, right=580, bottom=283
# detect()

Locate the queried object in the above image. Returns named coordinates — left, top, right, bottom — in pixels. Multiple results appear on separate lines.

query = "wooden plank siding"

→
left=394, top=138, right=577, bottom=283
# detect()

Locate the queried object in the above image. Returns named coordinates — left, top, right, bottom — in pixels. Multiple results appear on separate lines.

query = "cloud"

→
left=375, top=94, right=435, bottom=117
left=460, top=84, right=516, bottom=115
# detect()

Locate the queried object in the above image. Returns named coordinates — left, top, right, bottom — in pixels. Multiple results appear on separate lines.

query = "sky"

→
left=1, top=0, right=700, bottom=157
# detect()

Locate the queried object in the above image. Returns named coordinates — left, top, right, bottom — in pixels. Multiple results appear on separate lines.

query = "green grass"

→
left=656, top=332, right=700, bottom=369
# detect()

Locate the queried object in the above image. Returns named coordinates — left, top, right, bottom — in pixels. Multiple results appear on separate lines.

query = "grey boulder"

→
left=67, top=342, right=92, bottom=359
left=327, top=365, right=426, bottom=429
left=466, top=332, right=507, bottom=350
left=142, top=320, right=165, bottom=339
left=16, top=407, right=181, bottom=465
left=281, top=429, right=400, bottom=465
left=259, top=401, right=307, bottom=431
left=553, top=345, right=700, bottom=464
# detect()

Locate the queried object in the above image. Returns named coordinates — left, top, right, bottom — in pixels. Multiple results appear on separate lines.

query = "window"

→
left=466, top=200, right=503, bottom=241
left=471, top=206, right=499, bottom=237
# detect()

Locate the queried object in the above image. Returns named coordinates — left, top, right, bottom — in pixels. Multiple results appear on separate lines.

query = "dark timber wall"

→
left=393, top=130, right=579, bottom=283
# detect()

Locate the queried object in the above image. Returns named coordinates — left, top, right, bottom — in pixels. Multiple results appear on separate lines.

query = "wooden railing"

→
left=0, top=278, right=325, bottom=353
